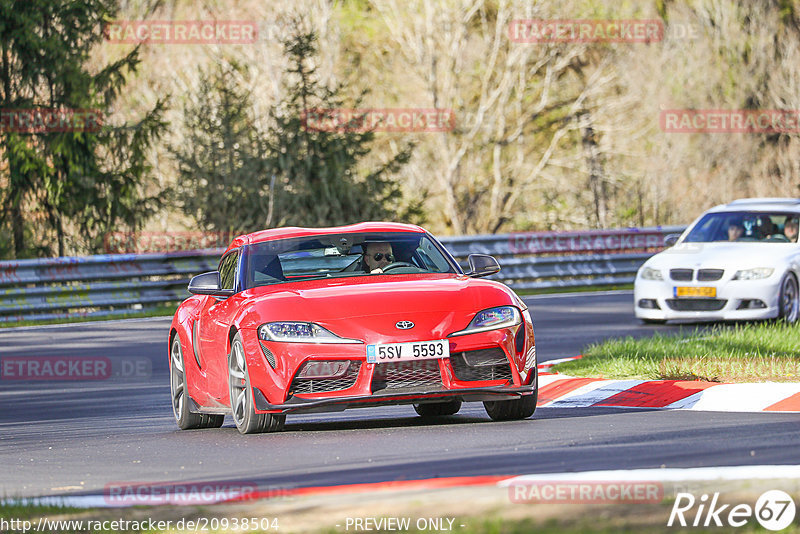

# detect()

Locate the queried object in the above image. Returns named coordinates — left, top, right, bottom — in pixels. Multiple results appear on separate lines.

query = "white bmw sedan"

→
left=634, top=198, right=800, bottom=324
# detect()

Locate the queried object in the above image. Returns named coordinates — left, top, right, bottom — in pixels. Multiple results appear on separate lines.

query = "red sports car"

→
left=169, top=222, right=537, bottom=434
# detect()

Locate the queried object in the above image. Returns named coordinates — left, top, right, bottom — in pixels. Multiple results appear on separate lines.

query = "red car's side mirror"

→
left=188, top=271, right=234, bottom=297
left=466, top=254, right=501, bottom=278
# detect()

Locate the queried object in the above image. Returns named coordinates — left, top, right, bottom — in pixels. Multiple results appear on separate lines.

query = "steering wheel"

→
left=381, top=261, right=416, bottom=272
left=766, top=234, right=790, bottom=242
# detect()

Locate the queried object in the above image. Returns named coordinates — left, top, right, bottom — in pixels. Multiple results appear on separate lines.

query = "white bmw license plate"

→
left=366, top=339, right=450, bottom=364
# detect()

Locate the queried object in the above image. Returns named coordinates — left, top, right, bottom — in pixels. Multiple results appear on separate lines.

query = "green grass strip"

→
left=553, top=322, right=800, bottom=383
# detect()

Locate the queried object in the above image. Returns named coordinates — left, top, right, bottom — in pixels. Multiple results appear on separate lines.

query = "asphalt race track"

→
left=2, top=290, right=799, bottom=500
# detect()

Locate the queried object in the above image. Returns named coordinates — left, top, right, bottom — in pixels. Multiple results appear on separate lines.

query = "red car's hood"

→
left=236, top=273, right=521, bottom=342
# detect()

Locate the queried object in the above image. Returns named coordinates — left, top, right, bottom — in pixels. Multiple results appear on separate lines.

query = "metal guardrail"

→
left=0, top=226, right=686, bottom=323
left=0, top=251, right=223, bottom=323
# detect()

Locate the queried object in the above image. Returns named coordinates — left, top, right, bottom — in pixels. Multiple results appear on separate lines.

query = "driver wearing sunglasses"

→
left=363, top=241, right=395, bottom=273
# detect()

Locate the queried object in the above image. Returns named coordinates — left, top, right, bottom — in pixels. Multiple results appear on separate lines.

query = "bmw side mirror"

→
left=188, top=271, right=234, bottom=297
left=465, top=254, right=501, bottom=278
left=664, top=234, right=681, bottom=247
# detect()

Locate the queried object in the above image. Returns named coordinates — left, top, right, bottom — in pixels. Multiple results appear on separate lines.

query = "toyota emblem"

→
left=395, top=320, right=414, bottom=330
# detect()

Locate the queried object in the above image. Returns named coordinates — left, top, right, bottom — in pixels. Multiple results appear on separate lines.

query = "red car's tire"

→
left=483, top=390, right=537, bottom=421
left=413, top=399, right=462, bottom=417
left=228, top=333, right=285, bottom=434
left=170, top=336, right=224, bottom=430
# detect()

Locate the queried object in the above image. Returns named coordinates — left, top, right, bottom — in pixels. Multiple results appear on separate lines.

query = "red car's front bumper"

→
left=251, top=384, right=537, bottom=414
left=239, top=320, right=537, bottom=415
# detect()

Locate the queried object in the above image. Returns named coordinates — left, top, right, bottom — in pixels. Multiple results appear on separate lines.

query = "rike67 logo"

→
left=668, top=490, right=796, bottom=531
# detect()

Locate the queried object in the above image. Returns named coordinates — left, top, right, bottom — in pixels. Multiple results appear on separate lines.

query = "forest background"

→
left=2, top=0, right=798, bottom=257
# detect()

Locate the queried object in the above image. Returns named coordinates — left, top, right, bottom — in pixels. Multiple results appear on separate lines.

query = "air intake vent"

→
left=371, top=360, right=442, bottom=393
left=666, top=299, right=727, bottom=311
left=290, top=362, right=361, bottom=394
left=451, top=349, right=512, bottom=382
left=259, top=342, right=276, bottom=368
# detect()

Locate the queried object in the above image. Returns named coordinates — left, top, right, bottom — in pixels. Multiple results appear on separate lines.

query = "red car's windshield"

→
left=243, top=231, right=458, bottom=288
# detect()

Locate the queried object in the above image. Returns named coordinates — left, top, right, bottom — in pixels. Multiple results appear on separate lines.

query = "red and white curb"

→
left=535, top=357, right=800, bottom=412
left=499, top=465, right=800, bottom=485
left=11, top=466, right=800, bottom=508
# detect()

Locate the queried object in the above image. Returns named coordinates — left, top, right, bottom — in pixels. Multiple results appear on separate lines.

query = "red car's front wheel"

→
left=170, top=336, right=223, bottom=430
left=228, top=333, right=285, bottom=434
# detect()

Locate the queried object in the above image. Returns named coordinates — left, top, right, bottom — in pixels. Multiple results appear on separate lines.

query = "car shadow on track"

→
left=270, top=415, right=490, bottom=433
left=208, top=406, right=661, bottom=434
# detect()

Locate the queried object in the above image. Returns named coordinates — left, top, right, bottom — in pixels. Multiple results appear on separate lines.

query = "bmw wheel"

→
left=170, top=336, right=223, bottom=430
left=779, top=273, right=800, bottom=323
left=228, top=333, right=285, bottom=434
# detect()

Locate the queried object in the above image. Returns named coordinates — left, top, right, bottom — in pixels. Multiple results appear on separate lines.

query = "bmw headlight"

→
left=732, top=268, right=774, bottom=281
left=448, top=306, right=521, bottom=337
left=258, top=322, right=361, bottom=344
left=639, top=267, right=664, bottom=281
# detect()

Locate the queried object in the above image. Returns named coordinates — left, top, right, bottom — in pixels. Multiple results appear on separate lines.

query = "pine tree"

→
left=266, top=31, right=419, bottom=227
left=0, top=0, right=167, bottom=257
left=173, top=61, right=272, bottom=235
left=176, top=30, right=421, bottom=233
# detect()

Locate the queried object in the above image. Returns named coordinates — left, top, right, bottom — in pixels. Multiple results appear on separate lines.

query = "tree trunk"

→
left=581, top=111, right=607, bottom=229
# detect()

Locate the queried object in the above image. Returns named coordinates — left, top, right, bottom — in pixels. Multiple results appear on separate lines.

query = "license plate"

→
left=674, top=286, right=716, bottom=298
left=366, top=339, right=449, bottom=363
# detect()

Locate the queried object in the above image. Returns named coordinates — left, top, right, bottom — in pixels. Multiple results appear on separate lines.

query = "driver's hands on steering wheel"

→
left=370, top=262, right=415, bottom=274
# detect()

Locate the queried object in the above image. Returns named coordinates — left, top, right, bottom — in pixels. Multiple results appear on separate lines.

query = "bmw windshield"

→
left=683, top=212, right=799, bottom=243
left=243, top=231, right=459, bottom=288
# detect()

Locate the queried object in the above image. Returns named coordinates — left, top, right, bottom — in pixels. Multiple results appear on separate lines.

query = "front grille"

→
left=371, top=359, right=442, bottom=392
left=697, top=269, right=724, bottom=281
left=451, top=348, right=512, bottom=382
left=290, top=362, right=361, bottom=394
left=670, top=269, right=694, bottom=281
left=665, top=299, right=727, bottom=311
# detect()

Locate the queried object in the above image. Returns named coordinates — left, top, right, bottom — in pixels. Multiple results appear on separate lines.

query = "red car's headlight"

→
left=258, top=322, right=362, bottom=344
left=448, top=306, right=522, bottom=337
